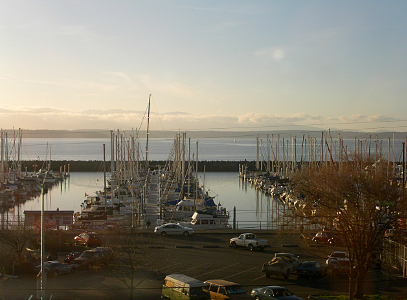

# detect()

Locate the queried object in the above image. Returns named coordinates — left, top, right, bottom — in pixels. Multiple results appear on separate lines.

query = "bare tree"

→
left=113, top=230, right=163, bottom=300
left=0, top=225, right=33, bottom=261
left=291, top=157, right=403, bottom=300
left=0, top=224, right=34, bottom=275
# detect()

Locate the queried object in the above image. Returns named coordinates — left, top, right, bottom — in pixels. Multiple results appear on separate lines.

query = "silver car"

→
left=154, top=223, right=194, bottom=236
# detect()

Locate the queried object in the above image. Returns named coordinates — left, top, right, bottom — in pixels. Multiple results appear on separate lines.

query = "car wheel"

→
left=53, top=270, right=59, bottom=278
left=231, top=242, right=237, bottom=248
left=249, top=244, right=254, bottom=251
left=313, top=239, right=319, bottom=244
left=161, top=231, right=167, bottom=237
left=183, top=231, right=189, bottom=236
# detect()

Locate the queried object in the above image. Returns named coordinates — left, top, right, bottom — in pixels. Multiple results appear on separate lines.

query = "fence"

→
left=383, top=238, right=407, bottom=277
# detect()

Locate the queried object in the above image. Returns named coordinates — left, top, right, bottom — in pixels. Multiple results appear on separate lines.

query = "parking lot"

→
left=1, top=230, right=406, bottom=300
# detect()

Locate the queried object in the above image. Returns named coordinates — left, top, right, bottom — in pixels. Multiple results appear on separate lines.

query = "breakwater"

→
left=21, top=160, right=257, bottom=173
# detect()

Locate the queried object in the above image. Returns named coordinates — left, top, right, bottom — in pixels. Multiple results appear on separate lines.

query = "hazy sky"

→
left=1, top=1, right=406, bottom=133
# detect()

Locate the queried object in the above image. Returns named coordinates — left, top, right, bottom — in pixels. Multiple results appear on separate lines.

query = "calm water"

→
left=2, top=172, right=283, bottom=226
left=20, top=137, right=407, bottom=162
left=20, top=138, right=258, bottom=161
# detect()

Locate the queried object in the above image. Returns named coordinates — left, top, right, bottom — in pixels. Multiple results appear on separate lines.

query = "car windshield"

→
left=226, top=286, right=246, bottom=294
left=189, top=287, right=207, bottom=296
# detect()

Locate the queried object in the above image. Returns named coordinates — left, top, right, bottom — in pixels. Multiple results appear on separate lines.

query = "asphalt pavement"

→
left=1, top=231, right=406, bottom=300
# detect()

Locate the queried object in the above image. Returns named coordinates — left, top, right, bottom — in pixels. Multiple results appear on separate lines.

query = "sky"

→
left=1, top=1, right=407, bottom=134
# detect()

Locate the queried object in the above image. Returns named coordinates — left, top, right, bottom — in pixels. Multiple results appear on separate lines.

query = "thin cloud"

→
left=0, top=107, right=405, bottom=132
left=103, top=72, right=133, bottom=83
left=254, top=47, right=287, bottom=61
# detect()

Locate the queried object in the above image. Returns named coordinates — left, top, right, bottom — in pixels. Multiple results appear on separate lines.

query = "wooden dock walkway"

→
left=144, top=172, right=160, bottom=228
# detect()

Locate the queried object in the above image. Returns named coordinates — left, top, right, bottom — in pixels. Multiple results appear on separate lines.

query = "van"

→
left=203, top=279, right=252, bottom=300
left=162, top=274, right=210, bottom=300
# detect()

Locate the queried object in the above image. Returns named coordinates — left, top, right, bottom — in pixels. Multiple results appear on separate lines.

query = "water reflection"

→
left=2, top=172, right=288, bottom=229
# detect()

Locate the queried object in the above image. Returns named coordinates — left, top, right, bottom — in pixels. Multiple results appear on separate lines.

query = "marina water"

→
left=3, top=172, right=282, bottom=228
left=5, top=137, right=407, bottom=228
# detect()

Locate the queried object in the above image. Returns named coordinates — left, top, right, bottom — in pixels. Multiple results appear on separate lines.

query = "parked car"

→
left=331, top=259, right=351, bottom=276
left=154, top=223, right=194, bottom=236
left=229, top=233, right=269, bottom=251
left=312, top=231, right=343, bottom=245
left=327, top=235, right=345, bottom=246
left=93, top=246, right=115, bottom=264
left=35, top=261, right=78, bottom=277
left=312, top=231, right=334, bottom=244
left=204, top=279, right=252, bottom=300
left=250, top=286, right=303, bottom=300
left=262, top=253, right=302, bottom=280
left=73, top=249, right=105, bottom=269
left=326, top=251, right=349, bottom=268
left=297, top=261, right=327, bottom=278
left=162, top=273, right=210, bottom=300
left=74, top=232, right=102, bottom=247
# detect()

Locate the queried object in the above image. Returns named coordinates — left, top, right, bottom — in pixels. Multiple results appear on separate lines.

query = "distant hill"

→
left=4, top=129, right=407, bottom=140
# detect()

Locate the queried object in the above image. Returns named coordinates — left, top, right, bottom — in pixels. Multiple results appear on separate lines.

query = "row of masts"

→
left=254, top=131, right=407, bottom=178
left=0, top=128, right=23, bottom=183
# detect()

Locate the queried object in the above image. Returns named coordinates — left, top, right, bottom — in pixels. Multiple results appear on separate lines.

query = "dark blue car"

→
left=297, top=261, right=327, bottom=279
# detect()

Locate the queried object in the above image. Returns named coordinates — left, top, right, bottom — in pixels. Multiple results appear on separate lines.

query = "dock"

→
left=144, top=172, right=160, bottom=228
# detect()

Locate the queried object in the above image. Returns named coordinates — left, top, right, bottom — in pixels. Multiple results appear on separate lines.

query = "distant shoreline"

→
left=6, top=129, right=407, bottom=139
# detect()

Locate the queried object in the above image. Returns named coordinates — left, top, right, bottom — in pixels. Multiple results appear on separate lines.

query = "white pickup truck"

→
left=262, top=253, right=302, bottom=280
left=229, top=233, right=269, bottom=251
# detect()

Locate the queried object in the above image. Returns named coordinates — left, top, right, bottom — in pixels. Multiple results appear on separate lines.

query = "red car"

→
left=74, top=232, right=102, bottom=247
left=312, top=231, right=335, bottom=244
left=73, top=249, right=104, bottom=269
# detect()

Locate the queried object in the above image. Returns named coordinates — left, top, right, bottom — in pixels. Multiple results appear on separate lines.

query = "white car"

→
left=326, top=251, right=349, bottom=268
left=154, top=223, right=194, bottom=236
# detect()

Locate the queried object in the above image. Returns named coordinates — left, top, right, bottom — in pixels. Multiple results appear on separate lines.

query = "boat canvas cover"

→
left=165, top=274, right=208, bottom=288
left=164, top=198, right=216, bottom=207
left=204, top=198, right=216, bottom=207
left=164, top=199, right=181, bottom=206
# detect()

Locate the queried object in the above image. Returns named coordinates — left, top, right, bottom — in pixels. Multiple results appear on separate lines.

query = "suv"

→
left=162, top=274, right=210, bottom=300
left=93, top=247, right=115, bottom=265
left=203, top=279, right=252, bottom=300
left=73, top=249, right=105, bottom=269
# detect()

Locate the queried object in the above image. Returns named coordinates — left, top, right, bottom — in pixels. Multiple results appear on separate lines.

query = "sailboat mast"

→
left=145, top=94, right=151, bottom=171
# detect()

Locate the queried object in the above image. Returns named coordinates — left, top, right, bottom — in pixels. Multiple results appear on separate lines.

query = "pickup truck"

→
left=262, top=253, right=302, bottom=280
left=229, top=233, right=269, bottom=251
